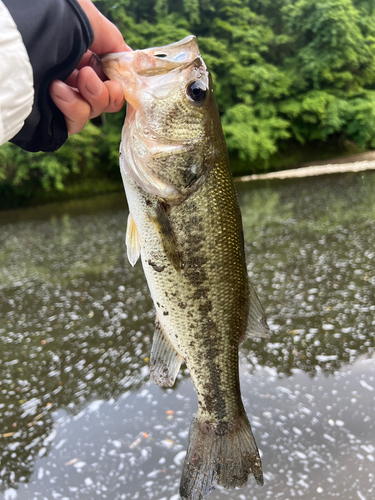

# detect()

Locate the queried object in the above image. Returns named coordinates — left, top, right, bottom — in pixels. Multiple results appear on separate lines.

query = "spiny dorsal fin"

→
left=148, top=202, right=181, bottom=272
left=246, top=284, right=270, bottom=339
left=125, top=213, right=141, bottom=266
left=150, top=319, right=183, bottom=387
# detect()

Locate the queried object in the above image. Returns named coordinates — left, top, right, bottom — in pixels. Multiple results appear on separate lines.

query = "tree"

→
left=2, top=0, right=375, bottom=206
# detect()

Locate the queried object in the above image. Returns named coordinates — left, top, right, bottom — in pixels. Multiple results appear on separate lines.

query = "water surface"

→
left=0, top=172, right=374, bottom=499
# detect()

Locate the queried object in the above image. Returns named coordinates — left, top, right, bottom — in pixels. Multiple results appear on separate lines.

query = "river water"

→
left=0, top=171, right=374, bottom=500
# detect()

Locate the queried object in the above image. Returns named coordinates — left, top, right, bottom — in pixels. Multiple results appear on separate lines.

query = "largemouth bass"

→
left=100, top=36, right=270, bottom=500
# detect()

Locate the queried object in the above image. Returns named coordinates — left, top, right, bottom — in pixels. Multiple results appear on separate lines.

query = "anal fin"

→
left=246, top=284, right=270, bottom=339
left=150, top=319, right=183, bottom=387
left=126, top=213, right=141, bottom=266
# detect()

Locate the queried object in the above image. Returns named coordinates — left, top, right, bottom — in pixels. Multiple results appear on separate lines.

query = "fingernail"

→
left=86, top=76, right=103, bottom=96
left=53, top=81, right=75, bottom=103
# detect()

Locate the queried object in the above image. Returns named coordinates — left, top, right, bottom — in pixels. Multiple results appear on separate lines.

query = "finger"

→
left=77, top=51, right=108, bottom=82
left=76, top=70, right=124, bottom=115
left=50, top=80, right=91, bottom=135
left=90, top=13, right=131, bottom=54
left=103, top=80, right=125, bottom=113
left=76, top=66, right=110, bottom=119
left=77, top=0, right=131, bottom=55
left=90, top=16, right=131, bottom=55
left=65, top=69, right=80, bottom=88
left=77, top=50, right=95, bottom=70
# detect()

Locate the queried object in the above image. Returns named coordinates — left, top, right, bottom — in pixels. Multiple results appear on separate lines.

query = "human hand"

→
left=50, top=0, right=131, bottom=135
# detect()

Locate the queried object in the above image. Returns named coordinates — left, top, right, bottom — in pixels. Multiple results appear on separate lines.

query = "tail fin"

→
left=179, top=416, right=263, bottom=500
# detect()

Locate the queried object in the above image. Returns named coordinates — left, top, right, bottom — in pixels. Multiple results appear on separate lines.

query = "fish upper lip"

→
left=98, top=37, right=204, bottom=82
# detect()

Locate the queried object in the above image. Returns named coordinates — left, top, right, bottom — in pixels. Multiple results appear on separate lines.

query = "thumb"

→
left=77, top=0, right=131, bottom=54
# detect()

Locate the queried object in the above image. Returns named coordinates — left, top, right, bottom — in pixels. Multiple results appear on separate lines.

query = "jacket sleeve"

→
left=3, top=0, right=94, bottom=152
left=0, top=1, right=34, bottom=147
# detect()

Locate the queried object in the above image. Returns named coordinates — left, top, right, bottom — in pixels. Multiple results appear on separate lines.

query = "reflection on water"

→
left=239, top=173, right=375, bottom=376
left=0, top=172, right=374, bottom=498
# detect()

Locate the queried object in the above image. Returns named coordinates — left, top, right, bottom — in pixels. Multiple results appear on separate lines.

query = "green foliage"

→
left=0, top=123, right=101, bottom=192
left=97, top=0, right=375, bottom=167
left=222, top=103, right=290, bottom=165
left=3, top=0, right=375, bottom=206
left=344, top=90, right=375, bottom=147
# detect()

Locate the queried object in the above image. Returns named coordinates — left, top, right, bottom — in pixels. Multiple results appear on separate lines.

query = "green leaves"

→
left=0, top=123, right=100, bottom=192
left=195, top=0, right=375, bottom=167
left=344, top=91, right=375, bottom=148
left=282, top=0, right=374, bottom=90
left=222, top=103, right=290, bottom=165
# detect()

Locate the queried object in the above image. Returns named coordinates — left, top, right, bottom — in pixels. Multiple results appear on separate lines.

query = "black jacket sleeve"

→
left=4, top=0, right=94, bottom=152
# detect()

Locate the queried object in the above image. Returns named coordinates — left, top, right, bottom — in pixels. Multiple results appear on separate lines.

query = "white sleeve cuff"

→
left=0, top=0, right=34, bottom=146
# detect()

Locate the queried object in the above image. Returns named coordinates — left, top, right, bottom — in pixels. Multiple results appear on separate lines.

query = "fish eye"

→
left=186, top=81, right=207, bottom=103
left=155, top=53, right=167, bottom=58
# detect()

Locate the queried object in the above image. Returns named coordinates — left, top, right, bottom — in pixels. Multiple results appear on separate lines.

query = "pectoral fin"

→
left=245, top=284, right=270, bottom=339
left=150, top=319, right=183, bottom=387
left=126, top=213, right=141, bottom=266
left=148, top=202, right=181, bottom=272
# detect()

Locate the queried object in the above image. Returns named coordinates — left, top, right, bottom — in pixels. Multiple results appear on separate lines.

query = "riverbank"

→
left=238, top=157, right=375, bottom=182
left=2, top=150, right=375, bottom=212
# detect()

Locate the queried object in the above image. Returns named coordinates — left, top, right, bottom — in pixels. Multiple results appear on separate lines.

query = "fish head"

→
left=100, top=36, right=224, bottom=203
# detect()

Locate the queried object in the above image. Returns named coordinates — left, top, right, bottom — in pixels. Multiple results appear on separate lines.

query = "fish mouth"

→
left=99, top=36, right=203, bottom=109
left=98, top=51, right=139, bottom=108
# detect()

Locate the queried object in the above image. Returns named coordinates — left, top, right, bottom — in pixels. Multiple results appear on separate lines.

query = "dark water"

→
left=0, top=172, right=374, bottom=500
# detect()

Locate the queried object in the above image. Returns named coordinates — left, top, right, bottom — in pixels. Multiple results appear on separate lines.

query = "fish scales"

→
left=100, top=35, right=269, bottom=500
left=144, top=160, right=248, bottom=420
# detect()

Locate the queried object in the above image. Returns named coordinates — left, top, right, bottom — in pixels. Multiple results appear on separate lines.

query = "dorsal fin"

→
left=245, top=284, right=270, bottom=339
left=150, top=319, right=183, bottom=387
left=125, top=213, right=141, bottom=266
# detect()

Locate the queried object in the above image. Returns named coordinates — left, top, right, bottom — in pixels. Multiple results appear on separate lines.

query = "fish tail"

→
left=179, top=415, right=263, bottom=500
